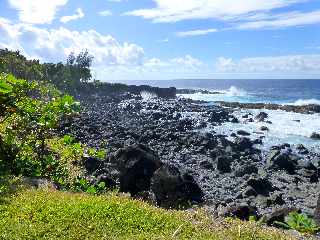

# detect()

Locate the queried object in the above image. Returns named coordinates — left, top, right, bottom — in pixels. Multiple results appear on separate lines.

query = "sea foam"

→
left=214, top=108, right=320, bottom=151
left=290, top=98, right=320, bottom=106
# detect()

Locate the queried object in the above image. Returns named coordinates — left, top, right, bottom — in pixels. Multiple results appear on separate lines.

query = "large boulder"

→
left=246, top=177, right=274, bottom=196
left=255, top=112, right=268, bottom=122
left=84, top=157, right=102, bottom=174
left=267, top=151, right=298, bottom=174
left=150, top=164, right=203, bottom=209
left=310, top=132, right=320, bottom=140
left=113, top=144, right=162, bottom=196
left=221, top=204, right=259, bottom=221
left=264, top=207, right=300, bottom=226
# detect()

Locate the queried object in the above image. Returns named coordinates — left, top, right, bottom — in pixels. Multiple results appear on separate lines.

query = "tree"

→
left=0, top=48, right=94, bottom=93
left=75, top=50, right=93, bottom=84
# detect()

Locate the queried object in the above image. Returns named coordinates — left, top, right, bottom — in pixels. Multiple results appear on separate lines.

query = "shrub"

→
left=0, top=73, right=81, bottom=184
left=275, top=212, right=320, bottom=234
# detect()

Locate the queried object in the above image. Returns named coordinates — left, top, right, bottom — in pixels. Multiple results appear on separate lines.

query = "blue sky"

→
left=0, top=0, right=320, bottom=80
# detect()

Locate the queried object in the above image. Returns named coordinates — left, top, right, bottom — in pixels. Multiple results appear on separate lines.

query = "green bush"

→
left=275, top=212, right=320, bottom=234
left=0, top=73, right=81, bottom=184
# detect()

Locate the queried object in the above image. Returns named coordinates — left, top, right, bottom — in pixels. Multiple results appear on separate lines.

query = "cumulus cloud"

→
left=0, top=17, right=204, bottom=79
left=176, top=28, right=217, bottom=37
left=8, top=0, right=68, bottom=24
left=60, top=8, right=84, bottom=23
left=0, top=17, right=144, bottom=66
left=144, top=55, right=203, bottom=70
left=216, top=55, right=320, bottom=73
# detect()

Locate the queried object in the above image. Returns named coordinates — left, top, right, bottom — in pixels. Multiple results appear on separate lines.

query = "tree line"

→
left=0, top=48, right=93, bottom=93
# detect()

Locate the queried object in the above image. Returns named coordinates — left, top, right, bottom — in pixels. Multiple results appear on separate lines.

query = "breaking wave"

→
left=290, top=98, right=320, bottom=106
left=224, top=86, right=247, bottom=97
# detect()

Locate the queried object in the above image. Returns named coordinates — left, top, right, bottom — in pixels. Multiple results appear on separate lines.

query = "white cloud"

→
left=143, top=55, right=203, bottom=74
left=171, top=55, right=203, bottom=68
left=8, top=0, right=68, bottom=24
left=0, top=18, right=144, bottom=66
left=99, top=10, right=113, bottom=17
left=126, top=0, right=304, bottom=23
left=60, top=8, right=84, bottom=23
left=0, top=17, right=204, bottom=80
left=176, top=28, right=217, bottom=37
left=126, top=0, right=320, bottom=30
left=236, top=10, right=320, bottom=29
left=216, top=55, right=320, bottom=73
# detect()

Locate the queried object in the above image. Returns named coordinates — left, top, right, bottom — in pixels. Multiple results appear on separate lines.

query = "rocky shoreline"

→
left=60, top=89, right=320, bottom=225
left=216, top=101, right=320, bottom=114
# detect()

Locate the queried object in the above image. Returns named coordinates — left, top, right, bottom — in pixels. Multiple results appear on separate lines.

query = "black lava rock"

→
left=150, top=164, right=203, bottom=209
left=114, top=144, right=162, bottom=196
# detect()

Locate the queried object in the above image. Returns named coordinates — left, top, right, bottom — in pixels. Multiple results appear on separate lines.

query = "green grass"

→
left=0, top=189, right=295, bottom=240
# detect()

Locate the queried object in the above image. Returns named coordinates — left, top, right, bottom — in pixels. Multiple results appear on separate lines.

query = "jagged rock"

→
left=230, top=117, right=239, bottom=123
left=84, top=157, right=102, bottom=173
left=311, top=132, right=320, bottom=140
left=247, top=177, right=274, bottom=196
left=260, top=126, right=269, bottom=131
left=243, top=186, right=257, bottom=197
left=255, top=112, right=269, bottom=122
left=267, top=193, right=285, bottom=206
left=267, top=151, right=298, bottom=174
left=296, top=144, right=309, bottom=154
left=113, top=144, right=162, bottom=196
left=264, top=207, right=300, bottom=226
left=237, top=130, right=251, bottom=136
left=151, top=164, right=203, bottom=209
left=235, top=164, right=258, bottom=177
left=234, top=137, right=254, bottom=151
left=216, top=156, right=232, bottom=173
left=221, top=204, right=259, bottom=221
left=310, top=172, right=319, bottom=183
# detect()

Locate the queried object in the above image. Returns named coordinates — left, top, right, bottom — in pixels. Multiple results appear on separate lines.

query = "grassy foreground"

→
left=0, top=189, right=295, bottom=240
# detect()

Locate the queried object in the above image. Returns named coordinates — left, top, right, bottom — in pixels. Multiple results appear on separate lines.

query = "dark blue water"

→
left=117, top=79, right=320, bottom=104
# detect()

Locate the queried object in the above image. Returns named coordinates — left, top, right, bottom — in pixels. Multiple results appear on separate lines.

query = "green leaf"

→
left=97, top=182, right=106, bottom=190
left=63, top=135, right=74, bottom=145
left=86, top=186, right=97, bottom=194
left=0, top=80, right=12, bottom=94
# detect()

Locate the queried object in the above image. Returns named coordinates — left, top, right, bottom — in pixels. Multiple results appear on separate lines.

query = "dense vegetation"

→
left=0, top=73, right=107, bottom=194
left=0, top=48, right=93, bottom=93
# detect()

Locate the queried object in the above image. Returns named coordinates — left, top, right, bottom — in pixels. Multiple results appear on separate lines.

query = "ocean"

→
left=118, top=79, right=320, bottom=151
left=118, top=79, right=320, bottom=105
